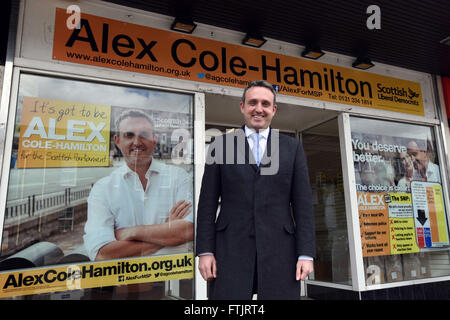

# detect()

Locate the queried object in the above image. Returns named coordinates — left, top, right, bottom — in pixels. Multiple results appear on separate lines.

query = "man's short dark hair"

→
left=241, top=80, right=277, bottom=105
left=115, top=109, right=154, bottom=134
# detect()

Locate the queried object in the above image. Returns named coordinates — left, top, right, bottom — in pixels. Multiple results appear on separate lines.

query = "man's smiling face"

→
left=240, top=86, right=277, bottom=131
left=114, top=116, right=157, bottom=169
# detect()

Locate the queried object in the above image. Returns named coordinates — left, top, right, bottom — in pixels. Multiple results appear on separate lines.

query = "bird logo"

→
left=408, top=88, right=420, bottom=100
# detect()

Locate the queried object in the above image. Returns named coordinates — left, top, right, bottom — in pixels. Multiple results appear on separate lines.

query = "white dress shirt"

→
left=83, top=159, right=193, bottom=260
left=244, top=126, right=270, bottom=162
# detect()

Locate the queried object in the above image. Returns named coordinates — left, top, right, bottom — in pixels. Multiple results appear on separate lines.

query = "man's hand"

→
left=198, top=254, right=217, bottom=281
left=296, top=259, right=314, bottom=281
left=167, top=200, right=192, bottom=222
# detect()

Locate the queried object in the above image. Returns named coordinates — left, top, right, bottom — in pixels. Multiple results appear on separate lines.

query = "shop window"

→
left=0, top=73, right=194, bottom=300
left=302, top=118, right=351, bottom=285
left=350, top=117, right=450, bottom=286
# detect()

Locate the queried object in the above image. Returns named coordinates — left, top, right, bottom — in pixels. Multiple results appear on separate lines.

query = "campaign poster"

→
left=351, top=117, right=449, bottom=258
left=387, top=193, right=419, bottom=255
left=358, top=192, right=390, bottom=257
left=411, top=181, right=449, bottom=248
left=17, top=97, right=111, bottom=168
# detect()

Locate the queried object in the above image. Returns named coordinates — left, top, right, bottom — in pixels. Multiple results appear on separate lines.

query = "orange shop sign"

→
left=53, top=8, right=424, bottom=115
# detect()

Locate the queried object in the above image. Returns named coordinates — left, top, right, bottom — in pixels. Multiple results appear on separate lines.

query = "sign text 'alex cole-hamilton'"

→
left=53, top=8, right=424, bottom=115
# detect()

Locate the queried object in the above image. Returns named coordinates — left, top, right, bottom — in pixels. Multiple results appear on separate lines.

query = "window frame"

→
left=341, top=114, right=450, bottom=291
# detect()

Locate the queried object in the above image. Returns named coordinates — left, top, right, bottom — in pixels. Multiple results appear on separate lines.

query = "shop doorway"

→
left=202, top=92, right=349, bottom=298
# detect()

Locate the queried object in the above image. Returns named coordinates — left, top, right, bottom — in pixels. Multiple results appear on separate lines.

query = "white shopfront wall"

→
left=0, top=0, right=450, bottom=300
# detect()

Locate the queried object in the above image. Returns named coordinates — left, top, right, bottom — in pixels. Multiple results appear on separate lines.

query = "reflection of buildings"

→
left=1, top=185, right=90, bottom=266
left=2, top=164, right=116, bottom=264
left=152, top=110, right=192, bottom=160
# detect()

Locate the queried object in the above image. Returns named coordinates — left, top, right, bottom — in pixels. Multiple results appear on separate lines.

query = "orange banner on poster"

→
left=17, top=97, right=110, bottom=168
left=358, top=193, right=390, bottom=257
left=52, top=8, right=424, bottom=115
left=426, top=187, right=440, bottom=242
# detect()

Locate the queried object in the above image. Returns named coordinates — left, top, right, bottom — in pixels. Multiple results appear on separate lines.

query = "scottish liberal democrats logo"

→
left=408, top=88, right=420, bottom=100
left=377, top=84, right=421, bottom=106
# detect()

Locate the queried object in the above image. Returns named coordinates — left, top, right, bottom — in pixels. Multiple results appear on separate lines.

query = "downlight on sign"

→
left=52, top=8, right=424, bottom=116
left=17, top=96, right=110, bottom=168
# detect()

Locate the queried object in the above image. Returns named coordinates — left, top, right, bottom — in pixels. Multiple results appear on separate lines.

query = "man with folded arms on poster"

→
left=84, top=109, right=193, bottom=261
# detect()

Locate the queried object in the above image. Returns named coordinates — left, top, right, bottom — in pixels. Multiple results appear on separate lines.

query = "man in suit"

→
left=196, top=80, right=316, bottom=300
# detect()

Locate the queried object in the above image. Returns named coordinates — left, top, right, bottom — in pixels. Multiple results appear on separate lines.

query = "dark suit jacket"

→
left=196, top=127, right=315, bottom=300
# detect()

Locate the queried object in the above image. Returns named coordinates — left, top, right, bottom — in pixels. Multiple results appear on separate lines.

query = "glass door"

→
left=301, top=118, right=352, bottom=287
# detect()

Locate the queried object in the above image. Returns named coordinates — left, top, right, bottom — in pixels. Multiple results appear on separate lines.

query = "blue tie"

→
left=252, top=133, right=261, bottom=166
